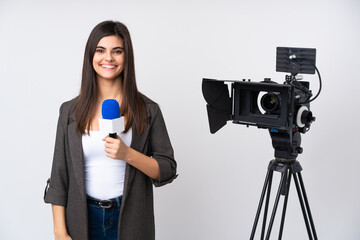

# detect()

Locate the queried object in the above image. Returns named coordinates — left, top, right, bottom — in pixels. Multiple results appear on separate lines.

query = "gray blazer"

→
left=44, top=96, right=177, bottom=240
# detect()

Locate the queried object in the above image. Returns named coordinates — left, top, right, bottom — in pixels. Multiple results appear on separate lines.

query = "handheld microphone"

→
left=99, top=99, right=124, bottom=139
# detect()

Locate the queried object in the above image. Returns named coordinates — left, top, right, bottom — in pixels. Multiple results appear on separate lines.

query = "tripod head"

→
left=269, top=129, right=302, bottom=162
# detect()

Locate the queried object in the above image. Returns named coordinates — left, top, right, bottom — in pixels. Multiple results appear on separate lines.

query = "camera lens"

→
left=261, top=93, right=280, bottom=113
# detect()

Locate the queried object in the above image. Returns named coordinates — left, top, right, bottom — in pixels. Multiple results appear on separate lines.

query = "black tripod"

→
left=249, top=131, right=318, bottom=240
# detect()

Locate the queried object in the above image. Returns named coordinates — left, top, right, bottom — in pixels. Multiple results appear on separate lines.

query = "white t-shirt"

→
left=82, top=128, right=132, bottom=200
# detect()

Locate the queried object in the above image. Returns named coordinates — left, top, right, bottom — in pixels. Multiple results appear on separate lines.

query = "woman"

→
left=44, top=20, right=177, bottom=240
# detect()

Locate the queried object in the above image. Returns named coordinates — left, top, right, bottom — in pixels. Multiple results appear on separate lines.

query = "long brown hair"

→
left=75, top=20, right=147, bottom=135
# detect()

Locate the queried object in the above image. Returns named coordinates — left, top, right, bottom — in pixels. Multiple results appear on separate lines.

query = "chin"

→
left=100, top=74, right=121, bottom=81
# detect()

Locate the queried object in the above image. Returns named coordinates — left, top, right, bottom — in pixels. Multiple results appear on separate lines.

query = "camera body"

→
left=234, top=77, right=314, bottom=131
left=202, top=77, right=315, bottom=159
left=203, top=77, right=314, bottom=131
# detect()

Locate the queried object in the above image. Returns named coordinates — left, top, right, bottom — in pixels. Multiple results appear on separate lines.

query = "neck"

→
left=97, top=77, right=123, bottom=103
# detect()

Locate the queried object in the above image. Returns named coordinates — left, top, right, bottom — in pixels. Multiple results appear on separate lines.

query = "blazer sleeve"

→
left=44, top=103, right=69, bottom=206
left=149, top=104, right=177, bottom=187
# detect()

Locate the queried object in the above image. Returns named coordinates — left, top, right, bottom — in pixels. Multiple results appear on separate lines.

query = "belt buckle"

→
left=99, top=200, right=113, bottom=209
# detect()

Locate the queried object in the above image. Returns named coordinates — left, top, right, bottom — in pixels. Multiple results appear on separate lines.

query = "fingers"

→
left=102, top=135, right=121, bottom=142
left=104, top=141, right=118, bottom=149
left=102, top=136, right=115, bottom=143
left=103, top=136, right=119, bottom=146
left=104, top=141, right=118, bottom=158
left=101, top=135, right=129, bottom=161
left=104, top=147, right=116, bottom=158
left=103, top=135, right=124, bottom=159
left=104, top=146, right=114, bottom=154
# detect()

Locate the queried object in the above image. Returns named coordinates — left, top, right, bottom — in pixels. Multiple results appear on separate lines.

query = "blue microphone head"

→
left=102, top=99, right=121, bottom=119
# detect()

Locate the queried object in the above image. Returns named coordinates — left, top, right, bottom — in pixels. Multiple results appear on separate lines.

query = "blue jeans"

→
left=87, top=196, right=122, bottom=240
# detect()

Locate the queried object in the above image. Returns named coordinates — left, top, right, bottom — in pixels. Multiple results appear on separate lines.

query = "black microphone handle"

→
left=109, top=133, right=117, bottom=139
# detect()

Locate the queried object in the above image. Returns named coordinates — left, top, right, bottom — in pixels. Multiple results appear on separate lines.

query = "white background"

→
left=0, top=0, right=359, bottom=239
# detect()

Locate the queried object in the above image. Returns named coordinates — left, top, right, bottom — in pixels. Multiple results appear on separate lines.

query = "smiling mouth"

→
left=101, top=64, right=117, bottom=69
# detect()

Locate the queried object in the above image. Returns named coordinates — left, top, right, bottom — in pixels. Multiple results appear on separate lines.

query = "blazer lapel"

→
left=67, top=111, right=86, bottom=197
left=122, top=114, right=151, bottom=202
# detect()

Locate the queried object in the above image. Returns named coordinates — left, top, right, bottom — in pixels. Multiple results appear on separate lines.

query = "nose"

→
left=105, top=51, right=113, bottom=62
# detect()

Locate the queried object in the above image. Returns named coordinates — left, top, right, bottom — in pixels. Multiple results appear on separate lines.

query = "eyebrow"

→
left=96, top=46, right=125, bottom=50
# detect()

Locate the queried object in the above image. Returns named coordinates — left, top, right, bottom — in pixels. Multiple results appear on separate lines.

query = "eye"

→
left=113, top=50, right=123, bottom=54
left=95, top=48, right=104, bottom=53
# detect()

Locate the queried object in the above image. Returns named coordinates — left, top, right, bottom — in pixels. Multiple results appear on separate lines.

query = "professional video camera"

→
left=202, top=47, right=322, bottom=239
left=202, top=47, right=321, bottom=160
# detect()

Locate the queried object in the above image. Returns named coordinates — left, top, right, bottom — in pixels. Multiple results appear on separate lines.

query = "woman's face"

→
left=93, top=35, right=125, bottom=82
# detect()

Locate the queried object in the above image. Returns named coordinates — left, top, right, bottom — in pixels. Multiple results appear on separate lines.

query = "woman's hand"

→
left=52, top=205, right=72, bottom=240
left=55, top=232, right=72, bottom=240
left=103, top=135, right=160, bottom=180
left=103, top=136, right=130, bottom=161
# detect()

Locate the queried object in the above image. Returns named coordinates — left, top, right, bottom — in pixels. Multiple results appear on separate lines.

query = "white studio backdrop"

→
left=0, top=0, right=359, bottom=239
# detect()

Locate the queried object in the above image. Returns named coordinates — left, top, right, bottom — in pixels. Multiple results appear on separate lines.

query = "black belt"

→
left=87, top=196, right=122, bottom=209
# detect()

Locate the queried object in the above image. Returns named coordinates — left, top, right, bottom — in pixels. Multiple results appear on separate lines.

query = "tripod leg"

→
left=250, top=168, right=273, bottom=240
left=260, top=170, right=273, bottom=240
left=293, top=172, right=317, bottom=240
left=265, top=164, right=289, bottom=240
left=278, top=170, right=292, bottom=239
left=297, top=172, right=318, bottom=240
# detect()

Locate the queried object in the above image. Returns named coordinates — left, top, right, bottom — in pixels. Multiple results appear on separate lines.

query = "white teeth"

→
left=101, top=65, right=116, bottom=69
